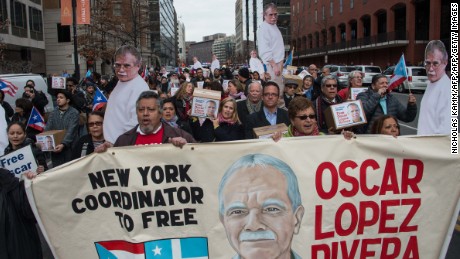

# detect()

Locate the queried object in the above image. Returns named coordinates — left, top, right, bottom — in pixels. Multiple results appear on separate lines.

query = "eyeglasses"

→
left=88, top=121, right=103, bottom=127
left=296, top=114, right=316, bottom=120
left=114, top=63, right=135, bottom=69
left=424, top=61, right=442, bottom=69
left=324, top=84, right=338, bottom=88
left=263, top=93, right=278, bottom=97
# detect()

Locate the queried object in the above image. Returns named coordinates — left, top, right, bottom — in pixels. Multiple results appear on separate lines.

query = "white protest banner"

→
left=27, top=136, right=459, bottom=258
left=1, top=145, right=38, bottom=177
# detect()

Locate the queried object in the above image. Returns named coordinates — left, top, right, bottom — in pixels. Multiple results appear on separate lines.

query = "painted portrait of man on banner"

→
left=218, top=153, right=304, bottom=259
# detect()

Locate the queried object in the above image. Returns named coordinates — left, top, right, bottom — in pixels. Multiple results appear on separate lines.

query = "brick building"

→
left=290, top=0, right=450, bottom=69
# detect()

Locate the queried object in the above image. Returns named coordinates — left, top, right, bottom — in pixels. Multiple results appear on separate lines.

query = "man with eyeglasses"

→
left=257, top=3, right=286, bottom=109
left=101, top=45, right=149, bottom=149
left=244, top=81, right=290, bottom=139
left=417, top=40, right=451, bottom=135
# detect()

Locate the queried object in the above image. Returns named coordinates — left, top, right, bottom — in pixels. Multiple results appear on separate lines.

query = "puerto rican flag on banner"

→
left=95, top=237, right=209, bottom=259
left=93, top=87, right=108, bottom=111
left=388, top=54, right=408, bottom=92
left=0, top=78, right=19, bottom=97
left=27, top=106, right=45, bottom=132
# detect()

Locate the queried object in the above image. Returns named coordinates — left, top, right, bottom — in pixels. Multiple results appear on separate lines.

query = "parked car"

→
left=326, top=65, right=356, bottom=88
left=0, top=74, right=54, bottom=113
left=352, top=65, right=382, bottom=86
left=382, top=66, right=428, bottom=93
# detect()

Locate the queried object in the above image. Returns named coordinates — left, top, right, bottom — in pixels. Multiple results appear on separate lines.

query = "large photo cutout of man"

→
left=218, top=154, right=304, bottom=259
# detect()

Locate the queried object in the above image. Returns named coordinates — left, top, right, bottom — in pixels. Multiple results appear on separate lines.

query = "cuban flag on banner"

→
left=388, top=54, right=408, bottom=92
left=27, top=106, right=45, bottom=132
left=95, top=237, right=209, bottom=259
left=0, top=78, right=19, bottom=97
left=93, top=87, right=108, bottom=111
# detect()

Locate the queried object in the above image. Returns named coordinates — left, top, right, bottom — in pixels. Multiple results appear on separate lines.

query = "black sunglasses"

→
left=296, top=114, right=316, bottom=120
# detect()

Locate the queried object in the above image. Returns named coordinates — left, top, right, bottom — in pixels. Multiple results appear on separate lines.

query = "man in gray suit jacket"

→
left=245, top=81, right=290, bottom=139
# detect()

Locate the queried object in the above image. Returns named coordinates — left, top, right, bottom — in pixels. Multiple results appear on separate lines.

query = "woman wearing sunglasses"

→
left=72, top=111, right=106, bottom=159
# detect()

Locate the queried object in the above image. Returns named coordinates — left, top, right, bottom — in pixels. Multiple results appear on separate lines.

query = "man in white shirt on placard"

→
left=257, top=3, right=286, bottom=109
left=417, top=40, right=451, bottom=135
left=249, top=50, right=265, bottom=80
left=192, top=56, right=203, bottom=70
left=101, top=45, right=149, bottom=147
left=210, top=54, right=220, bottom=75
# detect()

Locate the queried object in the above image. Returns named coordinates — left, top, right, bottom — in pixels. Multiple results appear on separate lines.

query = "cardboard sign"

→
left=253, top=123, right=288, bottom=139
left=52, top=76, right=66, bottom=89
left=350, top=87, right=368, bottom=100
left=191, top=89, right=221, bottom=118
left=325, top=100, right=367, bottom=130
left=0, top=145, right=38, bottom=177
left=37, top=130, right=66, bottom=151
left=297, top=69, right=311, bottom=79
left=283, top=74, right=303, bottom=88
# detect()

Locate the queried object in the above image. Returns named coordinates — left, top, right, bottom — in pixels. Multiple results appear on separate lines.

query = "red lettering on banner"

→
left=400, top=198, right=420, bottom=232
left=315, top=205, right=334, bottom=239
left=335, top=203, right=358, bottom=236
left=357, top=201, right=380, bottom=234
left=401, top=159, right=423, bottom=194
left=402, top=236, right=419, bottom=259
left=315, top=199, right=420, bottom=239
left=316, top=162, right=338, bottom=199
left=381, top=237, right=401, bottom=259
left=379, top=199, right=399, bottom=233
left=316, top=159, right=424, bottom=198
left=380, top=159, right=400, bottom=195
left=360, top=159, right=380, bottom=196
left=339, top=160, right=359, bottom=197
left=311, top=236, right=419, bottom=259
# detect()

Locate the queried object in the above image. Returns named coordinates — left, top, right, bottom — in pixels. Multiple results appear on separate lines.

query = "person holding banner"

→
left=218, top=153, right=304, bottom=259
left=111, top=91, right=195, bottom=148
left=370, top=115, right=400, bottom=138
left=212, top=97, right=244, bottom=141
left=357, top=74, right=417, bottom=133
left=4, top=122, right=47, bottom=173
left=0, top=168, right=42, bottom=259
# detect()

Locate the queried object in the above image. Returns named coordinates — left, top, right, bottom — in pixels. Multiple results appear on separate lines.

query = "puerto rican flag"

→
left=388, top=54, right=408, bottom=92
left=0, top=78, right=19, bottom=97
left=27, top=106, right=45, bottom=132
left=95, top=237, right=209, bottom=259
left=93, top=87, right=108, bottom=111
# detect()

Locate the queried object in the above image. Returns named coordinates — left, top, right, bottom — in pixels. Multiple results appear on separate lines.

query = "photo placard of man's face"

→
left=205, top=100, right=217, bottom=118
left=347, top=103, right=362, bottom=123
left=219, top=154, right=304, bottom=259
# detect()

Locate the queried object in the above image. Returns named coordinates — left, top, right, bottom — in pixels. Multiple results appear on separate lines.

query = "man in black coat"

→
left=245, top=81, right=290, bottom=139
left=237, top=81, right=263, bottom=127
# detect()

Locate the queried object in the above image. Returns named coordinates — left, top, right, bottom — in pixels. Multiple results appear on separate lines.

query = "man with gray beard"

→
left=218, top=154, right=304, bottom=259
